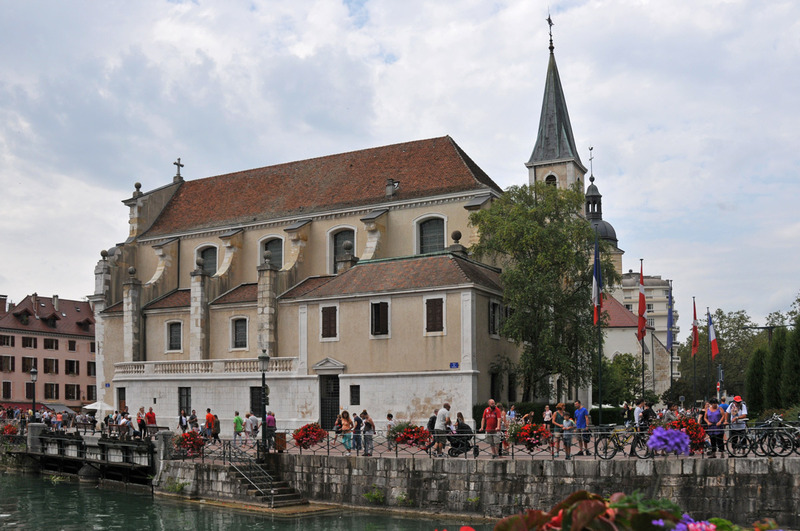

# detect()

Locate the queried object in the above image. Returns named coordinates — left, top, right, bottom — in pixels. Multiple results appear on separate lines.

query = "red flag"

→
left=691, top=299, right=699, bottom=357
left=708, top=312, right=720, bottom=360
left=636, top=261, right=647, bottom=340
left=592, top=237, right=602, bottom=325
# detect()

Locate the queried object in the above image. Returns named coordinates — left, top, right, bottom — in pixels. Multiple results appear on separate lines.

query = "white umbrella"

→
left=82, top=401, right=114, bottom=414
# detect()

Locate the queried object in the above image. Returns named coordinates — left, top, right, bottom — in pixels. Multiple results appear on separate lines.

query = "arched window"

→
left=199, top=246, right=217, bottom=276
left=545, top=174, right=557, bottom=187
left=261, top=238, right=283, bottom=268
left=231, top=317, right=248, bottom=350
left=332, top=229, right=354, bottom=273
left=418, top=218, right=444, bottom=254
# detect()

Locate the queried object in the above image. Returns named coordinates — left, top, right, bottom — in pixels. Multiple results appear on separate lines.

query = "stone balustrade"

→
left=115, top=357, right=296, bottom=377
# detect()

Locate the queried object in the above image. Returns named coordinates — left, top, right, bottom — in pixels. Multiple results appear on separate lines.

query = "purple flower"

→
left=647, top=427, right=691, bottom=455
left=651, top=519, right=665, bottom=527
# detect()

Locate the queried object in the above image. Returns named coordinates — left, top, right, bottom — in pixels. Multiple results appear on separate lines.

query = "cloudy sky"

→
left=1, top=0, right=798, bottom=333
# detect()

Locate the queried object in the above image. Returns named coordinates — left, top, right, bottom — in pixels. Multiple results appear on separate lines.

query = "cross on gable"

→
left=174, top=158, right=184, bottom=177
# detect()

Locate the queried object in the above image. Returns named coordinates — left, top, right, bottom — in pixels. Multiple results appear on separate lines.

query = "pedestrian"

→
left=178, top=409, right=188, bottom=433
left=633, top=399, right=645, bottom=430
left=480, top=399, right=502, bottom=458
left=243, top=413, right=253, bottom=444
left=264, top=411, right=277, bottom=451
left=551, top=403, right=566, bottom=457
left=543, top=405, right=552, bottom=428
left=212, top=413, right=222, bottom=444
left=434, top=403, right=451, bottom=457
left=508, top=405, right=517, bottom=424
left=386, top=413, right=396, bottom=451
left=205, top=408, right=215, bottom=442
left=423, top=409, right=438, bottom=455
left=247, top=412, right=260, bottom=447
left=352, top=410, right=363, bottom=453
left=233, top=411, right=244, bottom=447
left=727, top=395, right=748, bottom=434
left=332, top=414, right=342, bottom=444
left=361, top=410, right=375, bottom=456
left=573, top=400, right=591, bottom=456
left=145, top=407, right=157, bottom=436
left=340, top=411, right=353, bottom=456
left=188, top=409, right=199, bottom=431
left=704, top=398, right=725, bottom=457
left=562, top=412, right=575, bottom=460
left=136, top=407, right=147, bottom=437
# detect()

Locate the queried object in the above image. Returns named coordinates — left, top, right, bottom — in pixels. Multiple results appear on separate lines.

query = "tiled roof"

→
left=144, top=136, right=501, bottom=237
left=143, top=290, right=190, bottom=310
left=0, top=294, right=94, bottom=337
left=212, top=284, right=257, bottom=305
left=603, top=295, right=638, bottom=328
left=281, top=253, right=502, bottom=300
left=603, top=295, right=654, bottom=331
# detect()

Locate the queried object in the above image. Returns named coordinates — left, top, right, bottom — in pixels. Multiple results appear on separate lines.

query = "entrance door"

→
left=117, top=387, right=126, bottom=414
left=319, top=375, right=340, bottom=430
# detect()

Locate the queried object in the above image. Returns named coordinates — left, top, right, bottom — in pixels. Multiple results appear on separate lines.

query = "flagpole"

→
left=706, top=307, right=711, bottom=402
left=639, top=259, right=645, bottom=397
left=692, top=296, right=697, bottom=407
left=594, top=231, right=603, bottom=426
left=668, top=280, right=674, bottom=391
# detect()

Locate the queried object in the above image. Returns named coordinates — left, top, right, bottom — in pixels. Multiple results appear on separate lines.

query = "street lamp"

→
left=258, top=350, right=270, bottom=459
left=30, top=367, right=38, bottom=423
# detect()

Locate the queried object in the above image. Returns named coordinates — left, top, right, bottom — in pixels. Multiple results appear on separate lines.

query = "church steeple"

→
left=527, top=18, right=587, bottom=187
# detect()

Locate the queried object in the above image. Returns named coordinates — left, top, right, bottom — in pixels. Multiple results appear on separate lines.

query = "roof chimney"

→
left=0, top=295, right=6, bottom=317
left=52, top=295, right=59, bottom=312
left=385, top=179, right=400, bottom=198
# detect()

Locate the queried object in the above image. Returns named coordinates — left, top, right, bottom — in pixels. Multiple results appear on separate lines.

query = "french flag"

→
left=592, top=236, right=602, bottom=325
left=708, top=312, right=720, bottom=359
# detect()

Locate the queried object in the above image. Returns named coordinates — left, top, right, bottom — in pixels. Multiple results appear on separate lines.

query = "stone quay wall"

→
left=272, top=454, right=800, bottom=527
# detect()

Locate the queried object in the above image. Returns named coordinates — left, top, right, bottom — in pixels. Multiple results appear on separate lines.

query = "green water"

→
left=0, top=473, right=494, bottom=530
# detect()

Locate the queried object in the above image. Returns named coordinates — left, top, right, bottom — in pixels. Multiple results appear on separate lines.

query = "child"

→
left=562, top=412, right=575, bottom=460
left=386, top=413, right=396, bottom=451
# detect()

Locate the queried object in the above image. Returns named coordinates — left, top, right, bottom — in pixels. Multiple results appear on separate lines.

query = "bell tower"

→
left=526, top=17, right=587, bottom=189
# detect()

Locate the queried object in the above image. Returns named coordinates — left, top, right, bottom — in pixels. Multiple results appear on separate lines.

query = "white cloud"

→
left=0, top=0, right=798, bottom=326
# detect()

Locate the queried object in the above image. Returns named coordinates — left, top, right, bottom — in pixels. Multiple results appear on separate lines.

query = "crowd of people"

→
left=2, top=395, right=753, bottom=459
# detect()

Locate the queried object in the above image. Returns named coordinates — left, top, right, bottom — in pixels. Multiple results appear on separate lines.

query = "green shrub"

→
left=363, top=484, right=385, bottom=505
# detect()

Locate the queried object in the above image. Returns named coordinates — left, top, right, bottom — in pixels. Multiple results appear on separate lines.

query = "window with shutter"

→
left=321, top=306, right=338, bottom=339
left=425, top=298, right=443, bottom=333
left=370, top=301, right=389, bottom=337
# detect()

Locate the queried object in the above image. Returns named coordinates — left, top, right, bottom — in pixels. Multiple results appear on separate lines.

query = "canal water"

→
left=0, top=473, right=495, bottom=530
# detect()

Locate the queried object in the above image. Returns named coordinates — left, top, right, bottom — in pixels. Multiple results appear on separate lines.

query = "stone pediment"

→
left=312, top=357, right=346, bottom=375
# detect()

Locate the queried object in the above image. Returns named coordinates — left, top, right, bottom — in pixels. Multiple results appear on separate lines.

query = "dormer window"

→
left=261, top=238, right=283, bottom=268
left=332, top=229, right=355, bottom=273
left=198, top=246, right=218, bottom=276
left=418, top=217, right=445, bottom=254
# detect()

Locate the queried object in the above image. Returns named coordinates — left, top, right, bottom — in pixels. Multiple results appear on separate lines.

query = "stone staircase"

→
left=229, top=449, right=306, bottom=507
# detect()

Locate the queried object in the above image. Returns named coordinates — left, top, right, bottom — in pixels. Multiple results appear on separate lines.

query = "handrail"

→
left=225, top=441, right=275, bottom=507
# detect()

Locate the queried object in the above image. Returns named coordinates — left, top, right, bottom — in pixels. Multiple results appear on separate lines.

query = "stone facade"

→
left=273, top=454, right=800, bottom=527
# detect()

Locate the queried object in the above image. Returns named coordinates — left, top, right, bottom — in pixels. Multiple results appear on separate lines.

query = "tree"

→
left=780, top=315, right=800, bottom=408
left=672, top=308, right=759, bottom=405
left=763, top=327, right=788, bottom=410
left=592, top=353, right=647, bottom=406
left=469, top=182, right=620, bottom=400
left=746, top=347, right=767, bottom=415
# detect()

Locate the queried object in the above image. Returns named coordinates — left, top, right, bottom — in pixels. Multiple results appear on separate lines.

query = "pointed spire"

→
left=527, top=18, right=585, bottom=171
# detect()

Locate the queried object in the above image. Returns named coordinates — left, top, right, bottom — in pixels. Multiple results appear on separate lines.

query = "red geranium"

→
left=2, top=424, right=18, bottom=436
left=395, top=425, right=431, bottom=447
left=174, top=430, right=205, bottom=456
left=650, top=417, right=706, bottom=454
left=292, top=423, right=327, bottom=449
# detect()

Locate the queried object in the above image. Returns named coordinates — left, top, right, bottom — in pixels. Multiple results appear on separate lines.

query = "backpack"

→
left=427, top=415, right=437, bottom=432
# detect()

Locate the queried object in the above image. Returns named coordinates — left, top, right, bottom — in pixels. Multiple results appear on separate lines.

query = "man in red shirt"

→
left=480, top=399, right=502, bottom=458
left=145, top=407, right=157, bottom=436
left=205, top=408, right=215, bottom=441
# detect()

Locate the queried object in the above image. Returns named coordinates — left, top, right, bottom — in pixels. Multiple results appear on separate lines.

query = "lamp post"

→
left=30, top=367, right=38, bottom=423
left=258, top=350, right=270, bottom=459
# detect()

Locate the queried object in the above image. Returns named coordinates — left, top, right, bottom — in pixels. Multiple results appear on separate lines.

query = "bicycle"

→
left=594, top=426, right=627, bottom=460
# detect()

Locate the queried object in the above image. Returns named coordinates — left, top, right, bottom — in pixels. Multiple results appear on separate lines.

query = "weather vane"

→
left=547, top=12, right=554, bottom=51
left=589, top=146, right=594, bottom=177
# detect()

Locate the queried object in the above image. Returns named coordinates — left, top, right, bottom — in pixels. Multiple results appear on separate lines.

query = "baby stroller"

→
left=448, top=424, right=479, bottom=457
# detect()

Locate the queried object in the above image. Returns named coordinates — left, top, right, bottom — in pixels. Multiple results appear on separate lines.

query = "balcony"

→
left=114, top=357, right=297, bottom=377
